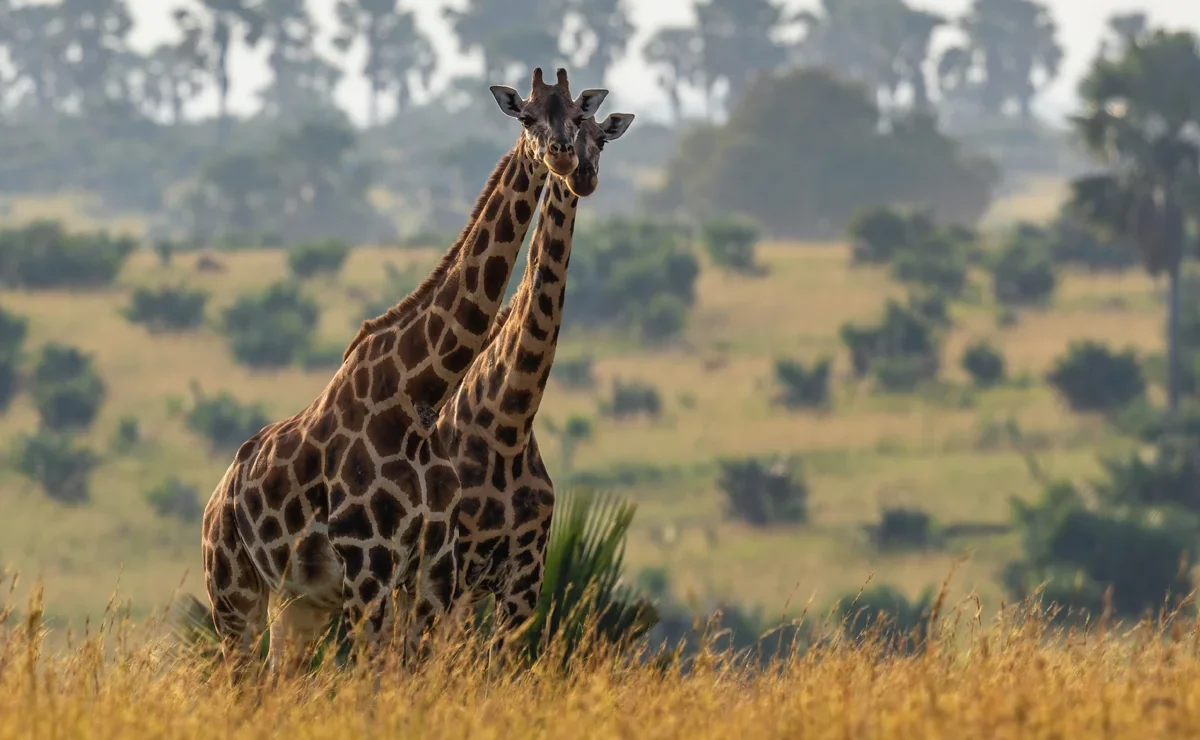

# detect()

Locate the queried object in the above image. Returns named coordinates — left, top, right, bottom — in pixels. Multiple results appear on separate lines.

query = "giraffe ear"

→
left=573, top=89, right=609, bottom=119
left=490, top=85, right=526, bottom=118
left=599, top=113, right=635, bottom=141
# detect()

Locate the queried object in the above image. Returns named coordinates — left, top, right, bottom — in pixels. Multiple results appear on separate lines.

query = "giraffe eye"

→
left=519, top=114, right=536, bottom=128
left=596, top=139, right=606, bottom=151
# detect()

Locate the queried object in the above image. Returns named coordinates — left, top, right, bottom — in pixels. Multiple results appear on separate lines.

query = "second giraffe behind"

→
left=437, top=106, right=636, bottom=635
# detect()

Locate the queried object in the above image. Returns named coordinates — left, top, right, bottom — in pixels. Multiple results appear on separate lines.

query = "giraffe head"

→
left=490, top=67, right=608, bottom=178
left=565, top=112, right=636, bottom=198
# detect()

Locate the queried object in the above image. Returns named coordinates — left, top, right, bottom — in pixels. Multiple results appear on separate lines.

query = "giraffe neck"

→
left=470, top=174, right=579, bottom=452
left=342, top=139, right=549, bottom=415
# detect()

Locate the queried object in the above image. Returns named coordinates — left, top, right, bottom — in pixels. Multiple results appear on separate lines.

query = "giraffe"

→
left=436, top=111, right=636, bottom=639
left=200, top=67, right=609, bottom=678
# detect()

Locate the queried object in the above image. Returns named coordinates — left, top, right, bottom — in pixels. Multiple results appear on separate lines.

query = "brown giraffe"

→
left=200, top=68, right=609, bottom=677
left=437, top=111, right=636, bottom=636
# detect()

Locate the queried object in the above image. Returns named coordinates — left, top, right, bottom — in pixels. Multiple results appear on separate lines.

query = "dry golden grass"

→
left=0, top=189, right=1166, bottom=627
left=3, top=573, right=1200, bottom=739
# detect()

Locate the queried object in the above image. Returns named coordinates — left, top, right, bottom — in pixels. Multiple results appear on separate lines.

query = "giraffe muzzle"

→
left=545, top=149, right=578, bottom=177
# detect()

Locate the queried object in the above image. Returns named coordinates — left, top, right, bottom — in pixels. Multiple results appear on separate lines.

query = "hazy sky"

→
left=124, top=0, right=1198, bottom=124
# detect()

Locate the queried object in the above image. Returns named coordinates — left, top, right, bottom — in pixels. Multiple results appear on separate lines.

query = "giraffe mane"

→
left=343, top=150, right=517, bottom=362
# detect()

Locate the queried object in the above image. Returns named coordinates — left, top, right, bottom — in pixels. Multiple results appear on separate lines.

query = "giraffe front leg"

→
left=203, top=499, right=269, bottom=685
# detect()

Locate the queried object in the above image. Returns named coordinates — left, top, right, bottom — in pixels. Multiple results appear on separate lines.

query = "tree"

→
left=1, top=3, right=68, bottom=115
left=564, top=0, right=635, bottom=87
left=641, top=27, right=703, bottom=123
left=444, top=0, right=565, bottom=86
left=138, top=34, right=207, bottom=124
left=334, top=0, right=435, bottom=126
left=938, top=0, right=1063, bottom=120
left=174, top=0, right=265, bottom=143
left=1068, top=28, right=1200, bottom=414
left=654, top=69, right=998, bottom=237
left=694, top=0, right=787, bottom=113
left=793, top=0, right=944, bottom=111
left=257, top=0, right=341, bottom=120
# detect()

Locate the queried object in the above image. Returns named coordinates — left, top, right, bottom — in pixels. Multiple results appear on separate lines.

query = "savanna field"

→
left=0, top=185, right=1194, bottom=738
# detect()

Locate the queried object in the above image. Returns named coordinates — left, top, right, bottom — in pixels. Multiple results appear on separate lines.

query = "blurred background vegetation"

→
left=0, top=0, right=1198, bottom=653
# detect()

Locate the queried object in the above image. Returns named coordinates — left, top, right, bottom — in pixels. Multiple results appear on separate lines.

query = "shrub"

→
left=287, top=238, right=352, bottom=280
left=831, top=584, right=935, bottom=653
left=1047, top=341, right=1145, bottom=412
left=145, top=477, right=202, bottom=521
left=866, top=506, right=941, bottom=551
left=0, top=306, right=28, bottom=413
left=848, top=207, right=918, bottom=264
left=30, top=343, right=106, bottom=432
left=221, top=281, right=320, bottom=369
left=112, top=414, right=141, bottom=453
left=701, top=216, right=761, bottom=273
left=552, top=356, right=595, bottom=390
left=560, top=218, right=701, bottom=342
left=891, top=236, right=969, bottom=297
left=840, top=296, right=943, bottom=381
left=123, top=285, right=208, bottom=333
left=297, top=342, right=346, bottom=371
left=15, top=430, right=99, bottom=504
left=961, top=340, right=1006, bottom=387
left=606, top=379, right=662, bottom=420
left=1092, top=439, right=1200, bottom=511
left=186, top=385, right=270, bottom=453
left=1047, top=217, right=1136, bottom=273
left=1003, top=481, right=1196, bottom=620
left=514, top=488, right=658, bottom=667
left=637, top=294, right=688, bottom=343
left=773, top=357, right=831, bottom=409
left=991, top=227, right=1057, bottom=306
left=874, top=354, right=938, bottom=392
left=717, top=456, right=808, bottom=526
left=0, top=220, right=136, bottom=288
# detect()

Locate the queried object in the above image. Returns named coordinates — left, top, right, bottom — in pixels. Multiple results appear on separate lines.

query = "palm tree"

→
left=938, top=0, right=1062, bottom=120
left=444, top=0, right=565, bottom=86
left=564, top=0, right=635, bottom=87
left=257, top=0, right=341, bottom=120
left=174, top=0, right=265, bottom=143
left=694, top=0, right=787, bottom=113
left=334, top=0, right=436, bottom=126
left=1068, top=28, right=1200, bottom=414
left=641, top=27, right=704, bottom=124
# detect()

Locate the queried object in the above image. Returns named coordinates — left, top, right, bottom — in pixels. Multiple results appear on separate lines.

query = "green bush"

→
left=866, top=507, right=941, bottom=551
left=552, top=356, right=595, bottom=390
left=1003, top=481, right=1196, bottom=620
left=145, top=477, right=202, bottom=522
left=112, top=414, right=141, bottom=453
left=874, top=354, right=938, bottom=392
left=186, top=385, right=270, bottom=453
left=717, top=456, right=808, bottom=526
left=287, top=238, right=352, bottom=280
left=123, top=284, right=209, bottom=333
left=1047, top=341, right=1145, bottom=412
left=1047, top=218, right=1136, bottom=273
left=891, top=235, right=970, bottom=297
left=848, top=207, right=920, bottom=264
left=606, top=379, right=662, bottom=419
left=701, top=216, right=761, bottom=273
left=637, top=294, right=689, bottom=342
left=831, top=584, right=935, bottom=653
left=514, top=488, right=657, bottom=667
left=15, top=430, right=99, bottom=504
left=297, top=342, right=346, bottom=371
left=221, top=282, right=320, bottom=369
left=30, top=343, right=106, bottom=432
left=0, top=220, right=136, bottom=289
left=961, top=340, right=1006, bottom=387
left=1092, top=439, right=1200, bottom=511
left=990, top=226, right=1057, bottom=306
left=551, top=218, right=701, bottom=342
left=840, top=295, right=944, bottom=382
left=0, top=306, right=28, bottom=413
left=773, top=357, right=832, bottom=409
